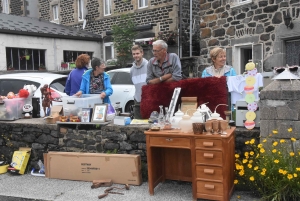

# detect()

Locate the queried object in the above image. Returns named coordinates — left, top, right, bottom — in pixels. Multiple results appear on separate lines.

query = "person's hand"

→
left=74, top=91, right=82, bottom=97
left=215, top=75, right=222, bottom=78
left=100, top=92, right=106, bottom=99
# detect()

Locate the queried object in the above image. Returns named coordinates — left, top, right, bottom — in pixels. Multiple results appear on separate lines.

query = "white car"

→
left=0, top=72, right=67, bottom=117
left=106, top=68, right=135, bottom=113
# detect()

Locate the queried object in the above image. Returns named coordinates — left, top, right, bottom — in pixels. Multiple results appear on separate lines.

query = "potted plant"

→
left=39, top=64, right=47, bottom=71
left=69, top=62, right=76, bottom=68
left=61, top=61, right=68, bottom=68
left=23, top=49, right=30, bottom=60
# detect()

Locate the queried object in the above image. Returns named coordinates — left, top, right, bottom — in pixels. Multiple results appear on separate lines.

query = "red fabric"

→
left=18, top=89, right=29, bottom=98
left=140, top=77, right=228, bottom=119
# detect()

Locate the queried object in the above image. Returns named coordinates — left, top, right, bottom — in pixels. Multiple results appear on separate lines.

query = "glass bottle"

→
left=158, top=105, right=165, bottom=128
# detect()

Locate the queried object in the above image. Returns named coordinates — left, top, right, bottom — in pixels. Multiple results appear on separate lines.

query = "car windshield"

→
left=50, top=77, right=67, bottom=93
left=0, top=79, right=41, bottom=96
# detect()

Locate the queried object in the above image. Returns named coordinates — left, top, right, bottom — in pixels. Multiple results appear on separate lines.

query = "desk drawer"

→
left=196, top=150, right=222, bottom=165
left=197, top=180, right=223, bottom=196
left=149, top=136, right=190, bottom=148
left=196, top=165, right=223, bottom=182
left=195, top=139, right=222, bottom=150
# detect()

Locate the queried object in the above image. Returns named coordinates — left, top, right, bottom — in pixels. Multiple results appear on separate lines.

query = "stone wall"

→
left=200, top=0, right=300, bottom=74
left=0, top=118, right=258, bottom=173
left=10, top=0, right=23, bottom=16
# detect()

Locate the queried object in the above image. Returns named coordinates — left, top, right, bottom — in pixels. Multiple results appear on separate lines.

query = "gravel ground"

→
left=0, top=173, right=261, bottom=201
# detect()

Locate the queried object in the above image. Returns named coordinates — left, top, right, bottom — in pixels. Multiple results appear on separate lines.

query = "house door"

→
left=286, top=40, right=300, bottom=66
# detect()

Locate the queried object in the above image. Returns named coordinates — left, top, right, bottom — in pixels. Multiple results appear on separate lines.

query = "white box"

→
left=62, top=94, right=102, bottom=116
left=0, top=98, right=31, bottom=120
left=236, top=100, right=260, bottom=127
left=113, top=116, right=131, bottom=125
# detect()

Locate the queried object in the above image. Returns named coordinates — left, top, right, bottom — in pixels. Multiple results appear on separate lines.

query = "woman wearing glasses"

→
left=202, top=47, right=237, bottom=78
left=74, top=57, right=113, bottom=104
left=146, top=40, right=182, bottom=84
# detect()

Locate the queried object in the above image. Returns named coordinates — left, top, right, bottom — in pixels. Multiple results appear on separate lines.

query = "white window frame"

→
left=104, top=42, right=115, bottom=61
left=230, top=0, right=252, bottom=8
left=103, top=0, right=111, bottom=16
left=2, top=0, right=9, bottom=14
left=52, top=5, right=59, bottom=21
left=78, top=0, right=84, bottom=21
left=138, top=0, right=148, bottom=9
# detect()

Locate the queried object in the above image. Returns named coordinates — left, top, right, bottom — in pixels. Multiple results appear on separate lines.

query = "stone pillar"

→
left=260, top=79, right=300, bottom=151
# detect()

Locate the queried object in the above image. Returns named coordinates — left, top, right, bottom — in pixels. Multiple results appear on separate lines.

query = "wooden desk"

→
left=145, top=127, right=235, bottom=201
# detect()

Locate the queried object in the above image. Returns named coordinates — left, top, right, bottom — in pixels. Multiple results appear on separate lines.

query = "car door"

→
left=108, top=71, right=134, bottom=112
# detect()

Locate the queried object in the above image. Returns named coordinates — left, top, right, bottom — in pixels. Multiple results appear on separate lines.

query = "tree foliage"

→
left=112, top=13, right=136, bottom=67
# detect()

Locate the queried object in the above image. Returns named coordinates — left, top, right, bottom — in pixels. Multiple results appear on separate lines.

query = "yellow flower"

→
left=239, top=170, right=244, bottom=176
left=296, top=168, right=300, bottom=171
left=262, top=139, right=267, bottom=143
left=279, top=169, right=283, bottom=174
left=234, top=179, right=238, bottom=184
left=249, top=160, right=253, bottom=164
left=287, top=174, right=293, bottom=180
left=294, top=173, right=297, bottom=178
left=244, top=152, right=249, bottom=157
left=288, top=128, right=293, bottom=132
left=272, top=149, right=277, bottom=153
left=274, top=159, right=279, bottom=163
left=248, top=164, right=252, bottom=168
left=280, top=139, right=285, bottom=143
left=250, top=151, right=254, bottom=156
left=260, top=148, right=265, bottom=153
left=242, top=159, right=248, bottom=164
left=235, top=154, right=240, bottom=158
left=250, top=139, right=255, bottom=144
left=273, top=141, right=278, bottom=146
left=283, top=170, right=287, bottom=175
left=290, top=152, right=295, bottom=157
left=291, top=137, right=296, bottom=142
left=258, top=144, right=263, bottom=148
left=261, top=171, right=266, bottom=176
left=250, top=176, right=255, bottom=181
left=254, top=166, right=258, bottom=170
left=272, top=130, right=278, bottom=134
left=245, top=141, right=249, bottom=144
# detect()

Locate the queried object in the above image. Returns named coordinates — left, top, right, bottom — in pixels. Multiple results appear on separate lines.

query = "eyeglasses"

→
left=152, top=48, right=163, bottom=53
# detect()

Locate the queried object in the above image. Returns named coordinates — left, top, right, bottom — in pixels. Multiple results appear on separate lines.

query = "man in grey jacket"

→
left=146, top=40, right=182, bottom=84
left=130, top=45, right=148, bottom=119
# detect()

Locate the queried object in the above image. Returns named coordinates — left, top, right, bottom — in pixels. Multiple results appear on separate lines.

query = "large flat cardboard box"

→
left=44, top=152, right=142, bottom=185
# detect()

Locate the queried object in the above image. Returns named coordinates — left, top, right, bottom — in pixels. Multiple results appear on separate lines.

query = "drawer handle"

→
left=204, top=169, right=214, bottom=174
left=204, top=153, right=214, bottom=158
left=203, top=142, right=214, bottom=147
left=204, top=184, right=215, bottom=190
left=166, top=138, right=173, bottom=142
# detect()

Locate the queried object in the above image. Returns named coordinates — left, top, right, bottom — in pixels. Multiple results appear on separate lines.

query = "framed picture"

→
left=81, top=108, right=92, bottom=122
left=91, top=104, right=108, bottom=123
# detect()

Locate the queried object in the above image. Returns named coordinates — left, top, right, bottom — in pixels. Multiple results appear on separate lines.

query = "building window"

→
left=52, top=5, right=58, bottom=21
left=104, top=0, right=111, bottom=16
left=6, top=48, right=46, bottom=71
left=104, top=42, right=114, bottom=61
left=78, top=0, right=84, bottom=21
left=138, top=0, right=148, bottom=9
left=63, top=51, right=93, bottom=62
left=2, top=0, right=9, bottom=14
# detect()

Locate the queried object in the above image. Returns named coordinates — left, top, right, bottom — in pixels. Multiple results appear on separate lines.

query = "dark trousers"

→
left=133, top=99, right=142, bottom=119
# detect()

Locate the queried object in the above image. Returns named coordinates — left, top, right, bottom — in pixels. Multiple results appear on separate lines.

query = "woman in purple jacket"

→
left=65, top=54, right=89, bottom=96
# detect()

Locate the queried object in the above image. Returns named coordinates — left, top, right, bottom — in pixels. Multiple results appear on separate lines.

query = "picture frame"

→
left=91, top=104, right=108, bottom=123
left=81, top=108, right=92, bottom=123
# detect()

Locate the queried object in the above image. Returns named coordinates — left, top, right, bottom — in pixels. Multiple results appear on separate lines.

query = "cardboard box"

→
left=44, top=152, right=142, bottom=185
left=181, top=97, right=197, bottom=116
left=10, top=147, right=31, bottom=174
left=113, top=116, right=131, bottom=125
left=45, top=105, right=63, bottom=124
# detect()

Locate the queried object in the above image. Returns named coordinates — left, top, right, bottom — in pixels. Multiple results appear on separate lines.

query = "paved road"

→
left=0, top=173, right=260, bottom=201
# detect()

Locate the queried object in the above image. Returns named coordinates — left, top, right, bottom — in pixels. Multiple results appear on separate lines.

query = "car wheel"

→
left=125, top=101, right=134, bottom=113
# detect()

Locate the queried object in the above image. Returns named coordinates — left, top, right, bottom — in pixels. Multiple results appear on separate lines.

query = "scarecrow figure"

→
left=40, top=84, right=52, bottom=116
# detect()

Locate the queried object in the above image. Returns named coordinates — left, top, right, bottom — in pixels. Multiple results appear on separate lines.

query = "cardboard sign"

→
left=10, top=147, right=31, bottom=174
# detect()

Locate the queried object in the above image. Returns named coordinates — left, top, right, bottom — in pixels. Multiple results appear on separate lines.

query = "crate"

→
left=62, top=94, right=102, bottom=116
left=0, top=98, right=31, bottom=120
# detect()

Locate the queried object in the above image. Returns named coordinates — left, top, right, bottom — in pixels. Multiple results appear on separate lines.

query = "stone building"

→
left=200, top=0, right=300, bottom=75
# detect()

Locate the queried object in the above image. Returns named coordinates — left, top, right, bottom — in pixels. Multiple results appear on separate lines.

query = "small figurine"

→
left=40, top=84, right=52, bottom=117
left=23, top=104, right=33, bottom=118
